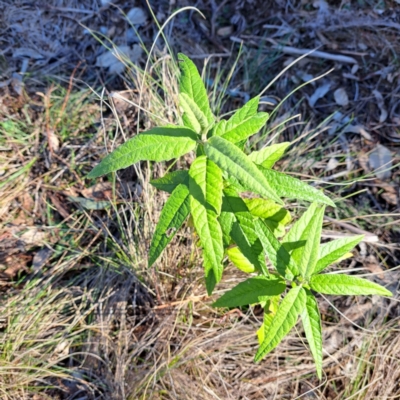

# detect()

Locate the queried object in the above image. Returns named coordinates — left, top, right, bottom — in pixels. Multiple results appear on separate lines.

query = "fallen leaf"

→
left=96, top=45, right=142, bottom=74
left=325, top=157, right=339, bottom=172
left=110, top=91, right=132, bottom=113
left=20, top=228, right=47, bottom=246
left=343, top=124, right=372, bottom=140
left=381, top=191, right=397, bottom=205
left=364, top=255, right=385, bottom=280
left=11, top=72, right=24, bottom=96
left=2, top=253, right=31, bottom=279
left=369, top=144, right=392, bottom=180
left=217, top=26, right=233, bottom=36
left=49, top=193, right=70, bottom=219
left=47, top=129, right=60, bottom=152
left=309, top=82, right=331, bottom=107
left=81, top=182, right=113, bottom=201
left=126, top=7, right=147, bottom=26
left=334, top=88, right=349, bottom=107
left=358, top=151, right=370, bottom=173
left=372, top=89, right=388, bottom=123
left=68, top=196, right=110, bottom=210
left=342, top=302, right=372, bottom=325
left=13, top=48, right=44, bottom=60
left=32, top=247, right=52, bottom=271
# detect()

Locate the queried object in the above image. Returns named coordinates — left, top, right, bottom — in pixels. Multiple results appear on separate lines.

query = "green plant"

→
left=87, top=54, right=392, bottom=378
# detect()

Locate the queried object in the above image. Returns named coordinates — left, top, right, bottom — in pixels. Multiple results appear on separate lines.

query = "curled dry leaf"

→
left=343, top=124, right=372, bottom=140
left=372, top=89, right=388, bottom=123
left=333, top=88, right=349, bottom=107
left=325, top=157, right=339, bottom=172
left=309, top=82, right=331, bottom=107
left=369, top=144, right=392, bottom=180
left=47, top=128, right=60, bottom=152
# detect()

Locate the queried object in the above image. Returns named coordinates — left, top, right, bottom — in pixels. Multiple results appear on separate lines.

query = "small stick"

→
left=323, top=216, right=379, bottom=242
left=269, top=44, right=358, bottom=64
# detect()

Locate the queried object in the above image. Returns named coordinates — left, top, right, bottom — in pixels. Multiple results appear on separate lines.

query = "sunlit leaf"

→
left=87, top=126, right=198, bottom=178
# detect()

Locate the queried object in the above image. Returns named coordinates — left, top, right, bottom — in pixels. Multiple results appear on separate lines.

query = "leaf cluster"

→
left=88, top=54, right=392, bottom=378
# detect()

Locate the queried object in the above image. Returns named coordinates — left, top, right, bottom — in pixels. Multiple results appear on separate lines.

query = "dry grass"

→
left=1, top=1, right=400, bottom=399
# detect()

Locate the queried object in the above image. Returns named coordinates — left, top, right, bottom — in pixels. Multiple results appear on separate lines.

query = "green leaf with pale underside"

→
left=301, top=289, right=323, bottom=379
left=255, top=285, right=306, bottom=362
left=205, top=136, right=282, bottom=204
left=87, top=127, right=198, bottom=178
left=178, top=53, right=213, bottom=126
left=213, top=276, right=285, bottom=308
left=310, top=274, right=392, bottom=296
left=249, top=142, right=290, bottom=169
left=314, top=235, right=364, bottom=274
left=258, top=167, right=335, bottom=207
left=150, top=170, right=189, bottom=193
left=148, top=184, right=190, bottom=267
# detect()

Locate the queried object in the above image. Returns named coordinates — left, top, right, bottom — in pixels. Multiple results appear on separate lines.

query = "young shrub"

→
left=88, top=54, right=392, bottom=378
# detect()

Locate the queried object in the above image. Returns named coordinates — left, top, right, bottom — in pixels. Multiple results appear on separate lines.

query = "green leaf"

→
left=179, top=93, right=210, bottom=134
left=213, top=96, right=260, bottom=136
left=150, top=170, right=189, bottom=193
left=148, top=184, right=190, bottom=267
left=310, top=274, right=392, bottom=296
left=255, top=285, right=306, bottom=362
left=221, top=112, right=269, bottom=143
left=87, top=127, right=198, bottom=178
left=230, top=221, right=267, bottom=275
left=249, top=142, right=291, bottom=169
left=214, top=97, right=269, bottom=143
left=221, top=189, right=268, bottom=274
left=178, top=53, right=214, bottom=126
left=189, top=157, right=224, bottom=291
left=213, top=276, right=286, bottom=308
left=298, top=205, right=325, bottom=278
left=189, top=156, right=223, bottom=215
left=255, top=219, right=299, bottom=280
left=205, top=136, right=282, bottom=204
left=205, top=269, right=218, bottom=296
left=301, top=289, right=323, bottom=379
left=257, top=296, right=280, bottom=344
left=244, top=198, right=291, bottom=237
left=282, top=202, right=319, bottom=263
left=226, top=246, right=256, bottom=273
left=258, top=167, right=335, bottom=207
left=214, top=96, right=258, bottom=137
left=219, top=210, right=235, bottom=247
left=314, top=235, right=364, bottom=275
